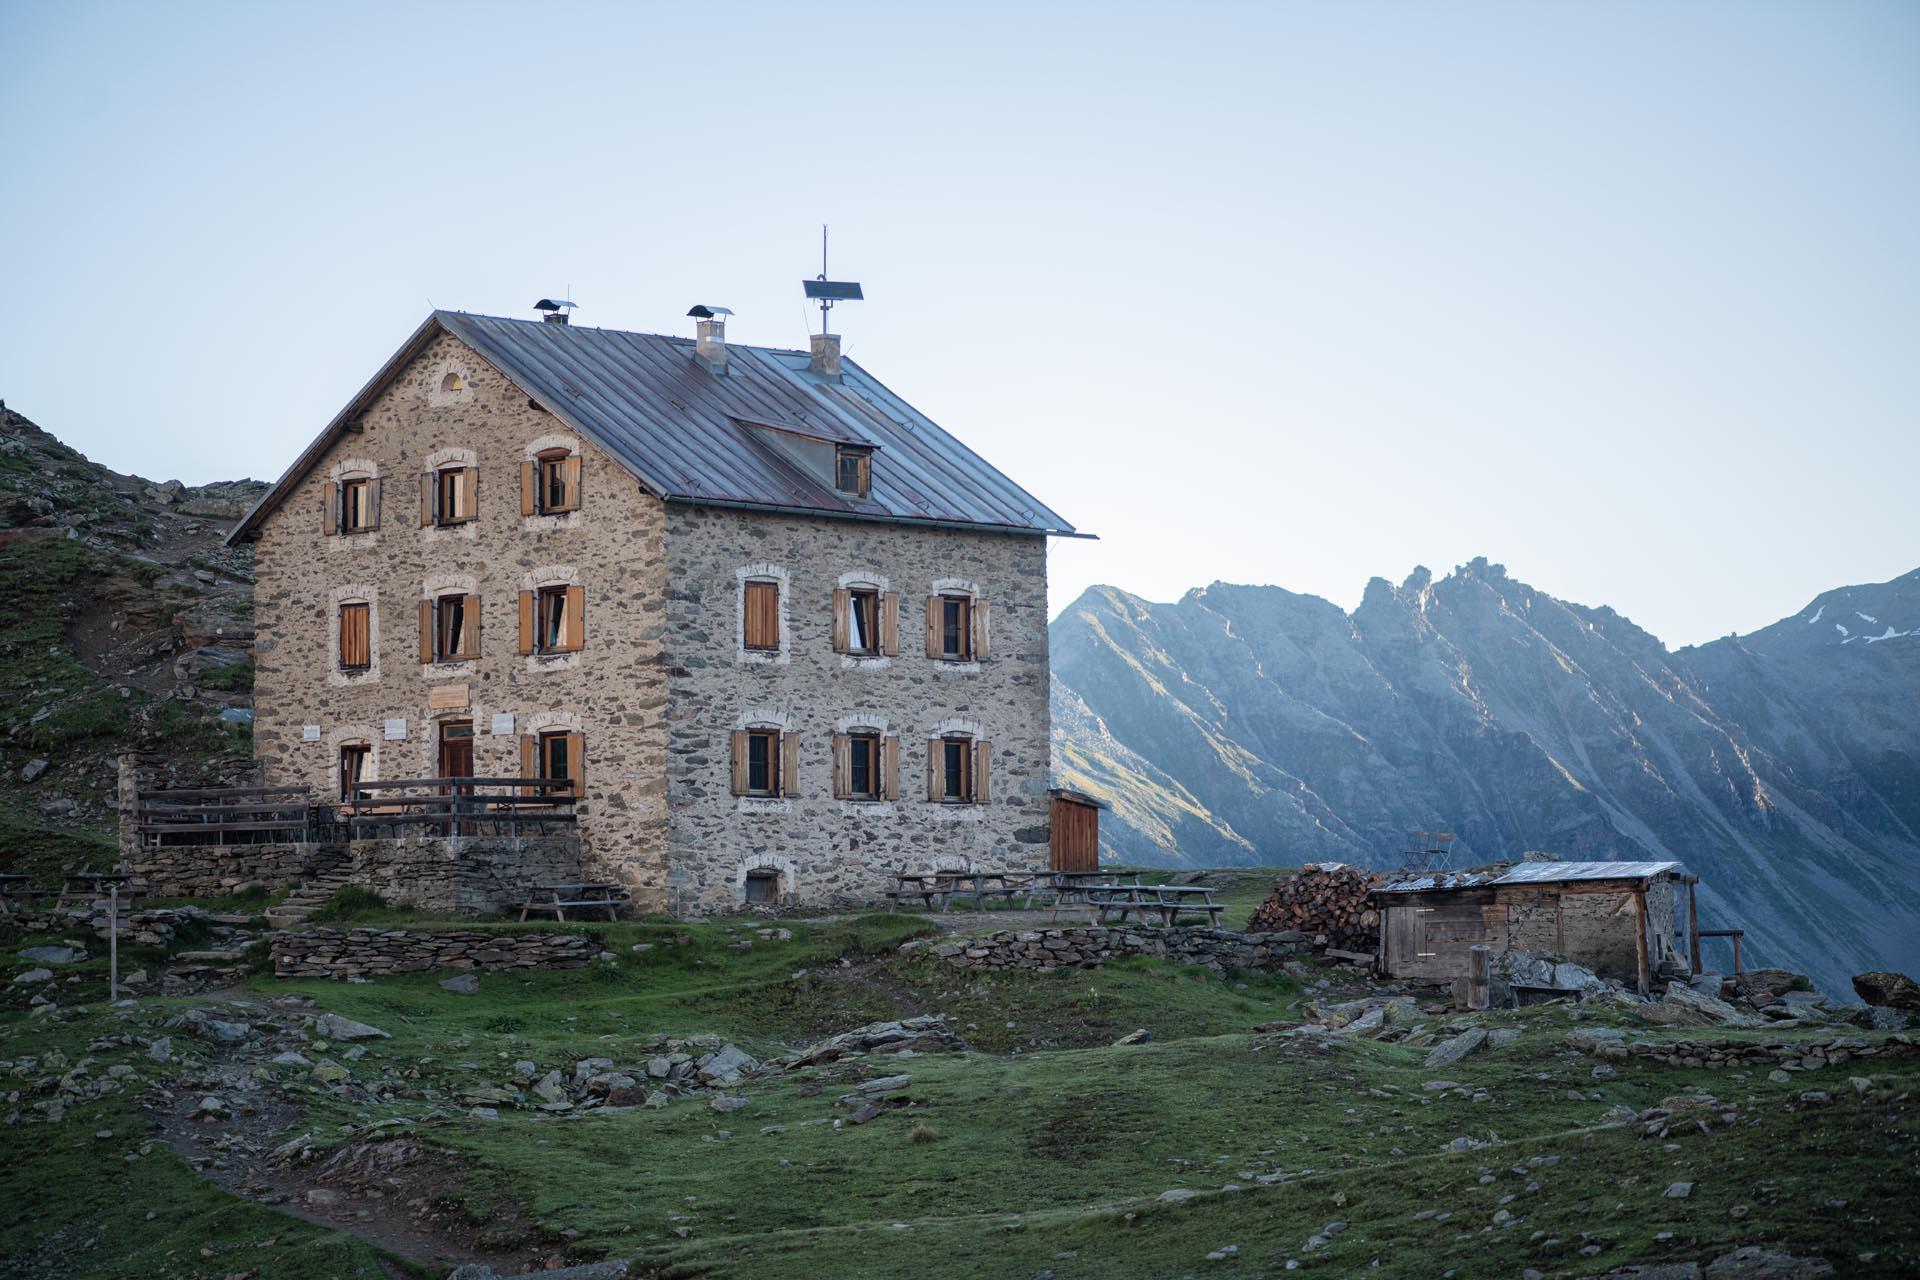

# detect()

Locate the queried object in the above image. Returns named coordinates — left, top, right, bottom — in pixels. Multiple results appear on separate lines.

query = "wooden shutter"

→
left=925, top=597, right=942, bottom=659
left=564, top=730, right=584, bottom=798
left=882, top=735, right=900, bottom=801
left=780, top=731, right=800, bottom=797
left=831, top=588, right=851, bottom=652
left=459, top=467, right=478, bottom=519
left=880, top=593, right=900, bottom=656
left=972, top=739, right=991, bottom=804
left=832, top=734, right=850, bottom=799
left=418, top=600, right=433, bottom=664
left=854, top=453, right=871, bottom=495
left=927, top=738, right=943, bottom=801
left=559, top=585, right=585, bottom=652
left=744, top=581, right=778, bottom=650
left=972, top=599, right=990, bottom=661
left=366, top=477, right=382, bottom=530
left=559, top=455, right=583, bottom=511
left=520, top=461, right=536, bottom=516
left=322, top=481, right=338, bottom=535
left=420, top=472, right=434, bottom=526
left=729, top=730, right=749, bottom=796
left=461, top=594, right=482, bottom=658
left=517, top=591, right=534, bottom=655
left=519, top=734, right=536, bottom=795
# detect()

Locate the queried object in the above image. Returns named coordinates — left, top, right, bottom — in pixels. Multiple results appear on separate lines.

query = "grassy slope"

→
left=4, top=910, right=1916, bottom=1279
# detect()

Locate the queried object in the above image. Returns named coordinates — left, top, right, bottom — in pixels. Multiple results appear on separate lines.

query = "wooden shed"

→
left=1371, top=861, right=1692, bottom=995
left=1047, top=788, right=1108, bottom=872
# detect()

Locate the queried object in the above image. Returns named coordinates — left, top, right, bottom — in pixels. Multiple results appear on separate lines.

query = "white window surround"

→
left=735, top=853, right=797, bottom=897
left=522, top=433, right=582, bottom=461
left=328, top=584, right=380, bottom=687
left=837, top=569, right=891, bottom=591
left=523, top=709, right=583, bottom=735
left=521, top=563, right=581, bottom=591
left=834, top=714, right=891, bottom=734
left=926, top=720, right=986, bottom=819
left=735, top=563, right=792, bottom=666
left=929, top=853, right=973, bottom=872
left=929, top=578, right=984, bottom=672
left=930, top=717, right=983, bottom=738
left=422, top=572, right=479, bottom=599
left=734, top=706, right=797, bottom=732
left=427, top=360, right=477, bottom=408
left=423, top=445, right=478, bottom=471
left=327, top=458, right=380, bottom=482
left=838, top=575, right=893, bottom=670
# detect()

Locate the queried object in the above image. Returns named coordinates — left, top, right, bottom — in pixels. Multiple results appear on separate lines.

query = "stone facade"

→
left=245, top=328, right=1057, bottom=916
left=127, top=841, right=346, bottom=898
left=920, top=925, right=1309, bottom=974
left=250, top=332, right=670, bottom=899
left=272, top=926, right=592, bottom=979
left=663, top=505, right=1052, bottom=914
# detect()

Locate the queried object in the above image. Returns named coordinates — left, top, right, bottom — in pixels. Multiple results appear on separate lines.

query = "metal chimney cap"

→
left=534, top=298, right=577, bottom=312
left=687, top=305, right=734, bottom=319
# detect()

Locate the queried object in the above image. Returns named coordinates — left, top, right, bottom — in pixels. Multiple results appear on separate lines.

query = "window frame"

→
left=940, top=735, right=972, bottom=803
left=846, top=731, right=880, bottom=800
left=745, top=728, right=780, bottom=797
left=435, top=466, right=476, bottom=526
left=534, top=585, right=570, bottom=654
left=433, top=592, right=472, bottom=663
left=940, top=594, right=973, bottom=661
left=338, top=742, right=372, bottom=803
left=537, top=729, right=572, bottom=793
left=847, top=588, right=880, bottom=656
left=337, top=601, right=372, bottom=672
left=743, top=578, right=781, bottom=652
left=835, top=447, right=872, bottom=497
left=535, top=448, right=578, bottom=515
left=339, top=477, right=375, bottom=533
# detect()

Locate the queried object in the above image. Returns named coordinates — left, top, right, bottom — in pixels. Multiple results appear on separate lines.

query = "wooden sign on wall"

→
left=428, top=683, right=470, bottom=711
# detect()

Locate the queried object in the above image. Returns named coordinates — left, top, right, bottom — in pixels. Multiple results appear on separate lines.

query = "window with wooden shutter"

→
left=736, top=729, right=782, bottom=797
left=323, top=481, right=339, bottom=535
left=519, top=734, right=536, bottom=793
left=831, top=589, right=850, bottom=653
left=338, top=477, right=380, bottom=533
left=533, top=450, right=581, bottom=514
left=832, top=733, right=850, bottom=799
left=417, top=599, right=433, bottom=664
left=462, top=593, right=482, bottom=658
left=532, top=585, right=582, bottom=654
left=780, top=730, right=801, bottom=797
left=847, top=733, right=880, bottom=799
left=537, top=729, right=583, bottom=799
left=926, top=738, right=943, bottom=802
left=419, top=472, right=434, bottom=527
left=972, top=739, right=991, bottom=803
left=932, top=594, right=973, bottom=661
left=879, top=593, right=900, bottom=656
left=881, top=735, right=901, bottom=801
left=338, top=743, right=371, bottom=803
left=743, top=580, right=780, bottom=651
left=337, top=603, right=370, bottom=671
left=971, top=599, right=990, bottom=661
left=730, top=730, right=750, bottom=795
left=520, top=461, right=536, bottom=517
left=932, top=736, right=974, bottom=802
left=517, top=591, right=534, bottom=655
left=562, top=585, right=585, bottom=652
left=428, top=467, right=477, bottom=526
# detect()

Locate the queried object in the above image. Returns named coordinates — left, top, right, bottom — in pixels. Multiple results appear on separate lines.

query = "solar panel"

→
left=803, top=280, right=864, bottom=301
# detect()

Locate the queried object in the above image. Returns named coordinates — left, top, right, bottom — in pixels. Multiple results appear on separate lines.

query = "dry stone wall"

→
left=271, top=926, right=593, bottom=979
left=920, top=925, right=1309, bottom=973
left=127, top=841, right=347, bottom=898
left=663, top=505, right=1053, bottom=915
left=249, top=330, right=670, bottom=906
left=346, top=835, right=580, bottom=915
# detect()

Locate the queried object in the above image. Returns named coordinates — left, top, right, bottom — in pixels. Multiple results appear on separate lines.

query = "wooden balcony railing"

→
left=136, top=778, right=577, bottom=846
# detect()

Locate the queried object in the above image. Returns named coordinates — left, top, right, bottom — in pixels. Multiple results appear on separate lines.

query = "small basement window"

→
left=744, top=868, right=780, bottom=905
left=835, top=447, right=871, bottom=497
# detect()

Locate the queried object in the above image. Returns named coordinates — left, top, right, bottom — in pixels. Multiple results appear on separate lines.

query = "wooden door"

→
left=438, top=721, right=475, bottom=835
left=1049, top=794, right=1099, bottom=871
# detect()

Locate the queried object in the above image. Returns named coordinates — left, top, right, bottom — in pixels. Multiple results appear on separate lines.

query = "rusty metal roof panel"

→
left=435, top=311, right=1079, bottom=536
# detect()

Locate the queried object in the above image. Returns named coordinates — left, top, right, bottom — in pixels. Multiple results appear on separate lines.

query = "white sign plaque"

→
left=301, top=725, right=321, bottom=742
left=383, top=718, right=407, bottom=741
left=490, top=712, right=516, bottom=737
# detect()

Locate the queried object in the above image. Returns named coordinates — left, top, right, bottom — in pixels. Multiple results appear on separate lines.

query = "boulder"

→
left=1851, top=971, right=1920, bottom=1011
left=313, top=1012, right=390, bottom=1042
left=438, top=974, right=481, bottom=994
left=1731, top=967, right=1811, bottom=1000
left=1423, top=1027, right=1488, bottom=1070
left=1647, top=982, right=1750, bottom=1027
left=12, top=968, right=53, bottom=986
left=694, top=1044, right=759, bottom=1086
left=18, top=946, right=84, bottom=966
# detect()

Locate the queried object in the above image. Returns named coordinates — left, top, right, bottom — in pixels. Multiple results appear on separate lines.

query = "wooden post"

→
left=1731, top=932, right=1743, bottom=976
left=1686, top=879, right=1699, bottom=973
left=1632, top=888, right=1650, bottom=996
left=108, top=884, right=119, bottom=1003
left=1468, top=944, right=1491, bottom=1011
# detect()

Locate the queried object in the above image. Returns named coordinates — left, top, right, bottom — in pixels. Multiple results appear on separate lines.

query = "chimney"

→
left=534, top=298, right=575, bottom=325
left=809, top=332, right=842, bottom=380
left=688, top=305, right=733, bottom=372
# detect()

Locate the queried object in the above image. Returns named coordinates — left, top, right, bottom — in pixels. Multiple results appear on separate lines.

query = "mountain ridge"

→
left=1051, top=559, right=1920, bottom=995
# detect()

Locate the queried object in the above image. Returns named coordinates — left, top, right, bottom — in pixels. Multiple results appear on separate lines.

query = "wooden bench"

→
left=518, top=882, right=629, bottom=922
left=1087, top=884, right=1224, bottom=928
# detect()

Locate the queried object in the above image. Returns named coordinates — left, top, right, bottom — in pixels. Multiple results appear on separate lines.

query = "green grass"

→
left=4, top=908, right=1916, bottom=1278
left=0, top=806, right=117, bottom=883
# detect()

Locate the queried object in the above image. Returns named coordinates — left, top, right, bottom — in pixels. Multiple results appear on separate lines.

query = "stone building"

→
left=229, top=305, right=1082, bottom=913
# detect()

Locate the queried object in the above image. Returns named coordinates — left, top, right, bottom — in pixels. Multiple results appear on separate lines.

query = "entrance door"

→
left=438, top=720, right=475, bottom=834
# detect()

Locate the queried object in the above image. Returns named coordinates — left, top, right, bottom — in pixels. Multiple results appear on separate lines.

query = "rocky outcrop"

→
left=1852, top=970, right=1920, bottom=1011
left=1051, top=563, right=1920, bottom=997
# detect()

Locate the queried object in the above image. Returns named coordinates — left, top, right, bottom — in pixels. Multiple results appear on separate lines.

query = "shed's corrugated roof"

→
left=230, top=311, right=1083, bottom=543
left=1374, top=860, right=1684, bottom=895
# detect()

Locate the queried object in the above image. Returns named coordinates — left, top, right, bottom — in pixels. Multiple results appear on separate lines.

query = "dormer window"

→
left=835, top=447, right=871, bottom=497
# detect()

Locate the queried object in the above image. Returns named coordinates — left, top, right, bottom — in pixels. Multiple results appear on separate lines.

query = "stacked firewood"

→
left=1246, top=862, right=1382, bottom=951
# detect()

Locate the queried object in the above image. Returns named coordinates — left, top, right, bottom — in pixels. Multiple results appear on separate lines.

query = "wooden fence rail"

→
left=136, top=778, right=577, bottom=845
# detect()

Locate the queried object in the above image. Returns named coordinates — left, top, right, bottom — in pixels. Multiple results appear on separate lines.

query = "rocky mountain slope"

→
left=1051, top=560, right=1920, bottom=995
left=0, top=404, right=264, bottom=871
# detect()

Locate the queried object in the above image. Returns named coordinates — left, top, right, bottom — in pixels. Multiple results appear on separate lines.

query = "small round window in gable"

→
left=441, top=372, right=464, bottom=392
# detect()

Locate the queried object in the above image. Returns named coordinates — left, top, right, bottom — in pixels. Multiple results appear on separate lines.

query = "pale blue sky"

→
left=2, top=1, right=1914, bottom=646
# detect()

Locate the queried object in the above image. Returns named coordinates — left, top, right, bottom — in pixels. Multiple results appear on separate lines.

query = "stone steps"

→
left=266, top=872, right=356, bottom=927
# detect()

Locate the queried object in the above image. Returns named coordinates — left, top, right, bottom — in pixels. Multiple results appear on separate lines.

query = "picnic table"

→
left=1024, top=870, right=1143, bottom=918
left=518, top=881, right=629, bottom=922
left=1086, top=883, right=1225, bottom=928
left=886, top=868, right=1029, bottom=912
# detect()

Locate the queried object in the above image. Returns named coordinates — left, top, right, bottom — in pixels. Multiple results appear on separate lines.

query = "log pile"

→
left=1246, top=862, right=1382, bottom=952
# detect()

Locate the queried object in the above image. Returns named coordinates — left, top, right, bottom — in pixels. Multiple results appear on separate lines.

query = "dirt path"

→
left=142, top=994, right=555, bottom=1277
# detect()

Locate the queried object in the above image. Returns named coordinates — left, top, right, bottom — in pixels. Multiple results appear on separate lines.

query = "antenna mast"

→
left=802, top=224, right=864, bottom=338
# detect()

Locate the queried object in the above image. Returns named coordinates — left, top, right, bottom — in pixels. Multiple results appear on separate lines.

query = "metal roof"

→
left=1375, top=860, right=1683, bottom=895
left=230, top=310, right=1084, bottom=543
